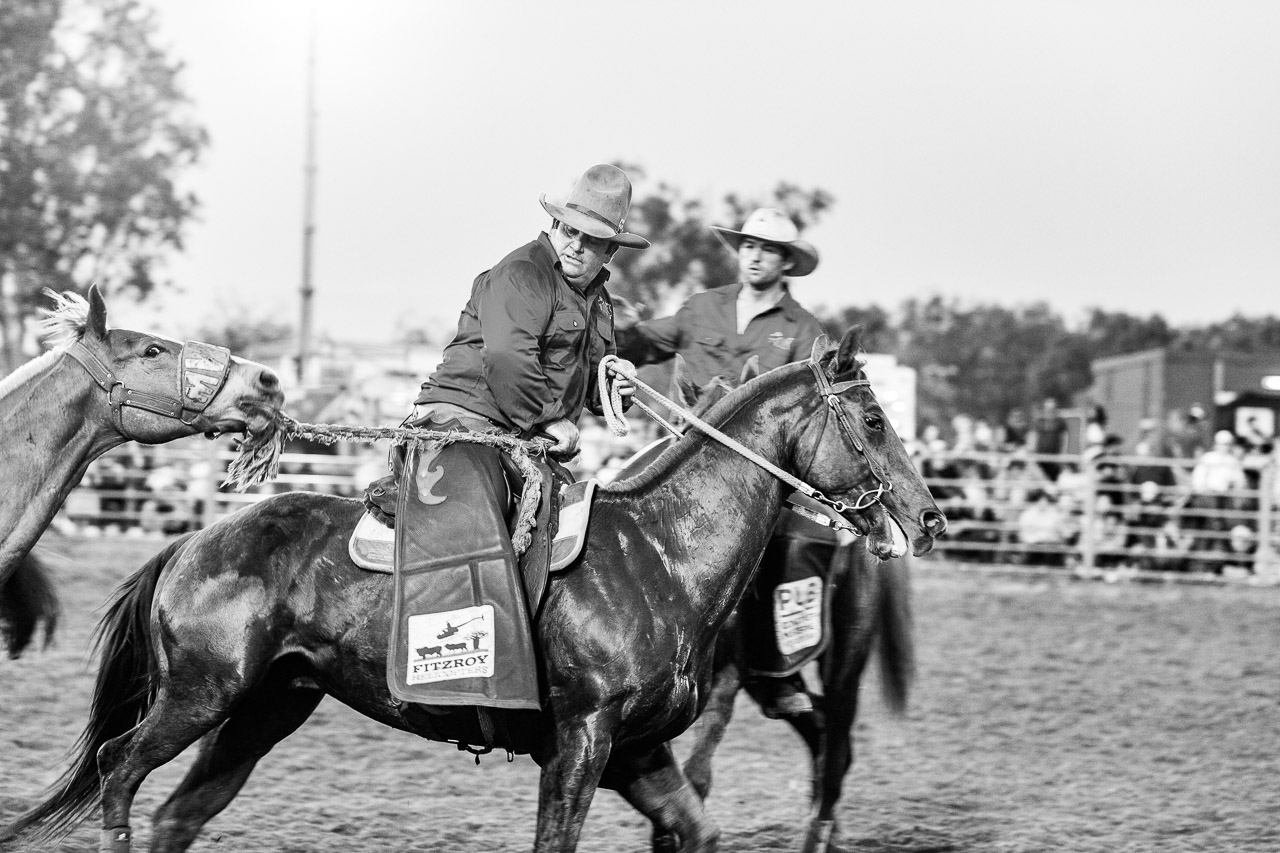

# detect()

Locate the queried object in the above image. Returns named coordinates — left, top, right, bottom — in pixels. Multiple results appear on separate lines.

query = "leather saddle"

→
left=353, top=450, right=597, bottom=615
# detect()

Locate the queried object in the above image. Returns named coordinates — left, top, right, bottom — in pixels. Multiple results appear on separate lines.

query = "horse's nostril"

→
left=921, top=509, right=948, bottom=536
left=259, top=369, right=280, bottom=390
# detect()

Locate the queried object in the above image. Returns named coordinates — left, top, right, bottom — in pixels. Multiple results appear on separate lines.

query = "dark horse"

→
left=4, top=330, right=945, bottom=853
left=621, top=355, right=917, bottom=853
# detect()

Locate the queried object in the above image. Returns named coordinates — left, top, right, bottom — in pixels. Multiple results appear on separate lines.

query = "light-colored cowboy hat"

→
left=539, top=164, right=650, bottom=249
left=710, top=207, right=819, bottom=277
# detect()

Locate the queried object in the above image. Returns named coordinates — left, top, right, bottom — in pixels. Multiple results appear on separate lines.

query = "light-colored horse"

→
left=0, top=285, right=284, bottom=655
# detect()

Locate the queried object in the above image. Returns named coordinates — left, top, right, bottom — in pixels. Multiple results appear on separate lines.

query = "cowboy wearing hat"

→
left=614, top=206, right=831, bottom=718
left=383, top=164, right=646, bottom=710
left=616, top=207, right=822, bottom=388
left=414, top=162, right=648, bottom=449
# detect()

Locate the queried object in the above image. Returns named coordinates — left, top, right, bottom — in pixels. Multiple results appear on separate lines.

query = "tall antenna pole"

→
left=297, top=7, right=318, bottom=384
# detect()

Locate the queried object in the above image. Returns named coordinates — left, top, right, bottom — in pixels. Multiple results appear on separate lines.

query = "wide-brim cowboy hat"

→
left=710, top=207, right=819, bottom=276
left=539, top=164, right=649, bottom=249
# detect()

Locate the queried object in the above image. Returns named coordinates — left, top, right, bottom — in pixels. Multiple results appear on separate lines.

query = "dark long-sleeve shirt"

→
left=415, top=233, right=616, bottom=435
left=615, top=283, right=826, bottom=388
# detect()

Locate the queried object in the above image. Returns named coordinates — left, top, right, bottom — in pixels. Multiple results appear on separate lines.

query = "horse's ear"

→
left=809, top=333, right=833, bottom=366
left=86, top=284, right=108, bottom=340
left=669, top=353, right=699, bottom=408
left=739, top=355, right=760, bottom=385
left=835, top=327, right=863, bottom=373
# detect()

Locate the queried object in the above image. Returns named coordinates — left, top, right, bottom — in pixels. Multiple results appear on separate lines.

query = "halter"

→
left=598, top=356, right=895, bottom=532
left=66, top=339, right=233, bottom=440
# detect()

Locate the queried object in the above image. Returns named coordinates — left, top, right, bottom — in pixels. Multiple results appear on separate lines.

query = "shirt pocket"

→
left=544, top=309, right=587, bottom=370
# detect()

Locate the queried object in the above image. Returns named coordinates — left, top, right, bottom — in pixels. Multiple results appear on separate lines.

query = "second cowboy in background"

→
left=615, top=206, right=831, bottom=717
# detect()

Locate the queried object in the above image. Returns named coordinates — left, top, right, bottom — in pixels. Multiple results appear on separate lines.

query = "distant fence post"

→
left=1079, top=460, right=1097, bottom=570
left=1257, top=462, right=1275, bottom=575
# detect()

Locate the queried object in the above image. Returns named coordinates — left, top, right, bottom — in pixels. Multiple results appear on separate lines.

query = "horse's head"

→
left=791, top=328, right=946, bottom=558
left=40, top=285, right=286, bottom=445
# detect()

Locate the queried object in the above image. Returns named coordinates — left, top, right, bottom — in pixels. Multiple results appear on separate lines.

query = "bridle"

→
left=598, top=355, right=896, bottom=534
left=801, top=361, right=894, bottom=516
left=66, top=339, right=233, bottom=440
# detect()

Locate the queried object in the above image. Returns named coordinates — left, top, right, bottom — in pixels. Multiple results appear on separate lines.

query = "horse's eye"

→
left=143, top=344, right=165, bottom=358
left=864, top=414, right=885, bottom=432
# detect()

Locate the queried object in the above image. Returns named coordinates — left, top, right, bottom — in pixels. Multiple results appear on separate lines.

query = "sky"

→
left=109, top=0, right=1280, bottom=344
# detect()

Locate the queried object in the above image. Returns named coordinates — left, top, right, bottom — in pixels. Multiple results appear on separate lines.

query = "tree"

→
left=0, top=0, right=208, bottom=370
left=606, top=163, right=834, bottom=321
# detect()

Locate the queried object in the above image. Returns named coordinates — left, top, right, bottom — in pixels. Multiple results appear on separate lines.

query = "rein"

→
left=596, top=356, right=892, bottom=533
left=66, top=340, right=233, bottom=440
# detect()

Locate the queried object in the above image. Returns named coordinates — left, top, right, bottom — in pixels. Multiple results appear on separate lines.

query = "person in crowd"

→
left=1222, top=523, right=1258, bottom=576
left=1188, top=430, right=1247, bottom=554
left=1165, top=407, right=1209, bottom=459
left=1000, top=407, right=1030, bottom=451
left=947, top=458, right=1001, bottom=562
left=1030, top=398, right=1069, bottom=481
left=1094, top=456, right=1129, bottom=509
left=1084, top=405, right=1108, bottom=454
left=614, top=206, right=825, bottom=718
left=1015, top=489, right=1070, bottom=565
left=972, top=418, right=996, bottom=451
left=1147, top=514, right=1195, bottom=573
left=1128, top=438, right=1177, bottom=497
left=1092, top=510, right=1131, bottom=569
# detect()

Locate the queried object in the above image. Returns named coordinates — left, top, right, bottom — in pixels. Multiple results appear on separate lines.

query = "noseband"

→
left=66, top=339, right=233, bottom=439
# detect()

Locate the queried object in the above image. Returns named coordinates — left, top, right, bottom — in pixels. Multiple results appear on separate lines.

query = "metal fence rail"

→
left=53, top=439, right=1280, bottom=580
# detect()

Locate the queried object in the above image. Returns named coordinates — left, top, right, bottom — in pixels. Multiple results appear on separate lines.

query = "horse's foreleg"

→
left=608, top=744, right=719, bottom=852
left=533, top=712, right=616, bottom=853
left=149, top=671, right=325, bottom=852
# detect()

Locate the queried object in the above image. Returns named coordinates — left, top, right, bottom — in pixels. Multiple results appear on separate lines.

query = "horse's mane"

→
left=603, top=360, right=808, bottom=495
left=36, top=290, right=91, bottom=350
left=0, top=291, right=92, bottom=401
left=603, top=338, right=870, bottom=495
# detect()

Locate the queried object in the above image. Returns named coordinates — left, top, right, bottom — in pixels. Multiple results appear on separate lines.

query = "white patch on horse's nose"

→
left=888, top=514, right=909, bottom=558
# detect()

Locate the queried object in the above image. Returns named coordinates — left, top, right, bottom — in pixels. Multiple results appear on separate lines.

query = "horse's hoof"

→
left=801, top=818, right=838, bottom=853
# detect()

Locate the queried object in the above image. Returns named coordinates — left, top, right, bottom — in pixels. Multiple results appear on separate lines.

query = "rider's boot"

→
left=754, top=673, right=813, bottom=719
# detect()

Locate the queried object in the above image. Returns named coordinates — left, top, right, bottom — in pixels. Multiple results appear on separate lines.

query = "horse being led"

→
left=0, top=285, right=284, bottom=656
left=3, top=328, right=945, bottom=853
left=638, top=354, right=919, bottom=853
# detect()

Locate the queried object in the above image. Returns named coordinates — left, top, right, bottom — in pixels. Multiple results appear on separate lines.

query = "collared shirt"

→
left=415, top=232, right=616, bottom=435
left=617, top=282, right=826, bottom=388
left=735, top=285, right=784, bottom=334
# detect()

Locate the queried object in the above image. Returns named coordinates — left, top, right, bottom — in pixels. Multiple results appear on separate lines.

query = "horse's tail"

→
left=0, top=534, right=191, bottom=844
left=874, top=554, right=916, bottom=715
left=0, top=551, right=60, bottom=658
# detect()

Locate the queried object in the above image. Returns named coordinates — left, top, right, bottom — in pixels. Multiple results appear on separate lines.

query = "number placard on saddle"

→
left=387, top=442, right=541, bottom=710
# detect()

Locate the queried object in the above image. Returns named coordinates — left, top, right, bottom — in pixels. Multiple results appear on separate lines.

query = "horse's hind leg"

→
left=802, top=564, right=875, bottom=853
left=97, top=686, right=236, bottom=853
left=149, top=665, right=324, bottom=852
left=608, top=744, right=719, bottom=852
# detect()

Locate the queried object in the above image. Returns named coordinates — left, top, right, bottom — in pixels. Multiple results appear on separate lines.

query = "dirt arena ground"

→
left=3, top=535, right=1279, bottom=852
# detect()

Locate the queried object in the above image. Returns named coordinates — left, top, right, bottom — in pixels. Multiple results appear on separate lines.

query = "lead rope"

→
left=596, top=356, right=882, bottom=518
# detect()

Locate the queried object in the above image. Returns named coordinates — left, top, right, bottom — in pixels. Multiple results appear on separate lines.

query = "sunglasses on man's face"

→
left=559, top=224, right=612, bottom=253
